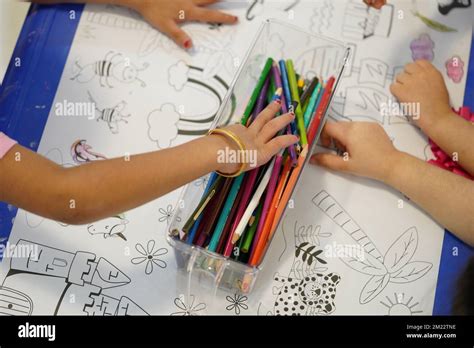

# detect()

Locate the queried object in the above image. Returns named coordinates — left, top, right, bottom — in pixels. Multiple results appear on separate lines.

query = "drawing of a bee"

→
left=71, top=51, right=148, bottom=88
left=87, top=91, right=131, bottom=134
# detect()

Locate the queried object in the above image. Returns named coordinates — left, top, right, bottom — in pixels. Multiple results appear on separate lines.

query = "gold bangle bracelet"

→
left=208, top=128, right=247, bottom=178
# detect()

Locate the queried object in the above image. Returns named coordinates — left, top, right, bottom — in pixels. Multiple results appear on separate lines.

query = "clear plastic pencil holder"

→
left=168, top=19, right=350, bottom=295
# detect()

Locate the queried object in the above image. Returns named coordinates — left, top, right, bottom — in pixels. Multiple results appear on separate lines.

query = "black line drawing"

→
left=87, top=215, right=129, bottom=241
left=87, top=91, right=131, bottom=134
left=85, top=4, right=149, bottom=31
left=310, top=0, right=334, bottom=35
left=312, top=190, right=433, bottom=304
left=438, top=0, right=471, bottom=15
left=147, top=61, right=236, bottom=148
left=344, top=86, right=389, bottom=124
left=273, top=272, right=341, bottom=315
left=342, top=0, right=394, bottom=40
left=71, top=51, right=148, bottom=88
left=171, top=294, right=206, bottom=315
left=225, top=293, right=249, bottom=315
left=246, top=0, right=301, bottom=21
left=158, top=204, right=181, bottom=224
left=294, top=45, right=346, bottom=82
left=380, top=292, right=423, bottom=315
left=0, top=239, right=148, bottom=315
left=272, top=218, right=339, bottom=315
left=71, top=139, right=107, bottom=164
left=79, top=24, right=97, bottom=39
left=131, top=240, right=168, bottom=275
left=0, top=286, right=33, bottom=315
left=357, top=58, right=389, bottom=87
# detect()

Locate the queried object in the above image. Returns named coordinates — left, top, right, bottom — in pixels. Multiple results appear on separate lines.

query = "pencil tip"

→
left=275, top=87, right=283, bottom=96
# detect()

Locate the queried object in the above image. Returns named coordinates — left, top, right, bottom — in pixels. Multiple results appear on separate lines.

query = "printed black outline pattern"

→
left=312, top=190, right=433, bottom=304
left=130, top=240, right=168, bottom=275
left=0, top=239, right=148, bottom=315
left=380, top=292, right=423, bottom=315
left=71, top=51, right=149, bottom=88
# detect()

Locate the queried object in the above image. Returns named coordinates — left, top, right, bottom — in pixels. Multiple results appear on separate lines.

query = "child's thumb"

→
left=310, top=153, right=348, bottom=172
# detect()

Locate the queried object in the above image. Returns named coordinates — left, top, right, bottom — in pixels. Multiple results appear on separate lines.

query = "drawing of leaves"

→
left=390, top=262, right=432, bottom=283
left=295, top=242, right=326, bottom=265
left=384, top=227, right=418, bottom=273
left=360, top=274, right=390, bottom=304
left=339, top=250, right=387, bottom=276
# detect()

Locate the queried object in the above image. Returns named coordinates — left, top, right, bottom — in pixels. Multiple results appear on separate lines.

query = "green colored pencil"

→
left=286, top=59, right=308, bottom=146
left=242, top=202, right=263, bottom=253
left=241, top=57, right=274, bottom=125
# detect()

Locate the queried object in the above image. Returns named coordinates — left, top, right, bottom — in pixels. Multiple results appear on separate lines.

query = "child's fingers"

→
left=160, top=20, right=192, bottom=49
left=322, top=122, right=349, bottom=146
left=250, top=101, right=281, bottom=132
left=310, top=153, right=348, bottom=172
left=263, top=134, right=299, bottom=158
left=259, top=112, right=296, bottom=143
left=395, top=72, right=410, bottom=84
left=189, top=7, right=238, bottom=24
left=404, top=62, right=420, bottom=74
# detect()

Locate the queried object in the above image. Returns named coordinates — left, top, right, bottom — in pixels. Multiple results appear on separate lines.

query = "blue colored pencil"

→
left=186, top=172, right=218, bottom=244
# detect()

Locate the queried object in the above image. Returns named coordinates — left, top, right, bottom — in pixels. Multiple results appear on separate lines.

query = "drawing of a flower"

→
left=171, top=295, right=206, bottom=316
left=225, top=293, right=249, bottom=315
left=131, top=240, right=168, bottom=275
left=158, top=204, right=180, bottom=224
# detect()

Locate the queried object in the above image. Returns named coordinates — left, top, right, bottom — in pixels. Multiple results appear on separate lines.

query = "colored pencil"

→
left=252, top=75, right=271, bottom=122
left=200, top=177, right=233, bottom=237
left=250, top=145, right=308, bottom=266
left=271, top=63, right=297, bottom=165
left=228, top=158, right=275, bottom=250
left=182, top=175, right=223, bottom=234
left=252, top=154, right=283, bottom=256
left=242, top=202, right=263, bottom=253
left=286, top=59, right=308, bottom=146
left=208, top=176, right=243, bottom=252
left=242, top=58, right=273, bottom=126
left=248, top=156, right=291, bottom=261
left=308, top=77, right=335, bottom=146
left=216, top=183, right=245, bottom=254
left=300, top=77, right=318, bottom=106
left=303, top=82, right=322, bottom=129
left=279, top=60, right=298, bottom=136
left=185, top=173, right=217, bottom=243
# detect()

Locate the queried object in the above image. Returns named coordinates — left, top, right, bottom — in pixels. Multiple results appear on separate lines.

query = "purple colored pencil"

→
left=271, top=63, right=297, bottom=165
left=251, top=76, right=271, bottom=122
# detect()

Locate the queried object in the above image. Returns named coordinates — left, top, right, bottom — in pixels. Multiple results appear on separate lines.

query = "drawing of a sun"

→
left=380, top=293, right=423, bottom=315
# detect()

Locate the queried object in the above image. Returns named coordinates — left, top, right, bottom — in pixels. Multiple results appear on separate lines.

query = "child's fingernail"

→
left=184, top=39, right=192, bottom=49
left=275, top=99, right=281, bottom=105
left=233, top=16, right=239, bottom=22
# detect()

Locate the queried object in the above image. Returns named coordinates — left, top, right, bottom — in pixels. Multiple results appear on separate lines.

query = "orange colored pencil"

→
left=248, top=157, right=292, bottom=265
left=250, top=146, right=308, bottom=265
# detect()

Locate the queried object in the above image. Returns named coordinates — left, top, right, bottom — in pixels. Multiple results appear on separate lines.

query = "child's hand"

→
left=310, top=122, right=400, bottom=182
left=213, top=101, right=298, bottom=175
left=128, top=0, right=238, bottom=49
left=390, top=60, right=453, bottom=131
left=363, top=0, right=387, bottom=9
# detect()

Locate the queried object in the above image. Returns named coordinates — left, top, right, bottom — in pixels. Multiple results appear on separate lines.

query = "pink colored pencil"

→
left=252, top=154, right=283, bottom=258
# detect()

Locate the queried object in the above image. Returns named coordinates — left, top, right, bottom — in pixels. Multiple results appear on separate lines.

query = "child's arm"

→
left=310, top=122, right=474, bottom=246
left=0, top=103, right=297, bottom=225
left=391, top=60, right=474, bottom=176
left=31, top=0, right=238, bottom=49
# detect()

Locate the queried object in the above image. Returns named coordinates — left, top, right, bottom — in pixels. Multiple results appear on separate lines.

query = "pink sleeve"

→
left=0, top=132, right=17, bottom=159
